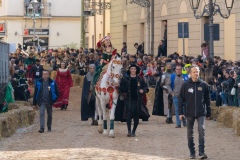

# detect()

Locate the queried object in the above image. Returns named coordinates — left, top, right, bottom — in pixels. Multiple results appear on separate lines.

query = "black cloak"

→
left=152, top=74, right=165, bottom=116
left=81, top=76, right=95, bottom=121
left=115, top=75, right=150, bottom=122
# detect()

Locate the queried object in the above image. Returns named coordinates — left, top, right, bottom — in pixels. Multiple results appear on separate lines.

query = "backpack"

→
left=171, top=74, right=188, bottom=90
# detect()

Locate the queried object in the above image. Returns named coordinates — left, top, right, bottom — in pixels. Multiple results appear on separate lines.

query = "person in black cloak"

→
left=152, top=71, right=165, bottom=116
left=81, top=64, right=98, bottom=125
left=118, top=63, right=150, bottom=137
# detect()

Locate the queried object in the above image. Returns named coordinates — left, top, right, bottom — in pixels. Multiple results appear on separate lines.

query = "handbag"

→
left=231, top=87, right=236, bottom=95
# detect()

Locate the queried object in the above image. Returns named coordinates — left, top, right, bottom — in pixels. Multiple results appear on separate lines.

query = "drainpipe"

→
left=151, top=0, right=154, bottom=55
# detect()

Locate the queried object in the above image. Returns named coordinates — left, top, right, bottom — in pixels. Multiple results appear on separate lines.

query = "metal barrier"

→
left=0, top=41, right=9, bottom=92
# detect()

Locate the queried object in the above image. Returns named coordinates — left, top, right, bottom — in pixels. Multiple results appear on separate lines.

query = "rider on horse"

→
left=92, top=36, right=117, bottom=94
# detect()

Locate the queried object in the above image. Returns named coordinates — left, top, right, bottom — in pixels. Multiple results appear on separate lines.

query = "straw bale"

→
left=74, top=75, right=81, bottom=86
left=43, top=64, right=50, bottom=70
left=71, top=74, right=76, bottom=86
left=217, top=107, right=235, bottom=128
left=8, top=103, right=20, bottom=110
left=232, top=109, right=240, bottom=136
left=147, top=88, right=155, bottom=103
left=0, top=106, right=36, bottom=139
left=79, top=76, right=85, bottom=88
left=211, top=106, right=220, bottom=120
left=50, top=71, right=57, bottom=80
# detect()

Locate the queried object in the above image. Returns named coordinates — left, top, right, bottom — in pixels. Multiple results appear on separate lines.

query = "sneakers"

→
left=199, top=153, right=208, bottom=159
left=131, top=131, right=136, bottom=137
left=175, top=125, right=181, bottom=128
left=189, top=154, right=196, bottom=159
left=48, top=127, right=52, bottom=132
left=166, top=118, right=173, bottom=124
left=127, top=131, right=131, bottom=137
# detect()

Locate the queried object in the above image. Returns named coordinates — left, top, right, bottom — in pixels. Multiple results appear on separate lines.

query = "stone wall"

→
left=0, top=101, right=36, bottom=139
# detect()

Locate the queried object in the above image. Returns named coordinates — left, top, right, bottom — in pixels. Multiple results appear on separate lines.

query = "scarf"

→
left=86, top=72, right=95, bottom=82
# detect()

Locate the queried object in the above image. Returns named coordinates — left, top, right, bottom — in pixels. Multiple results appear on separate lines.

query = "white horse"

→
left=95, top=54, right=122, bottom=138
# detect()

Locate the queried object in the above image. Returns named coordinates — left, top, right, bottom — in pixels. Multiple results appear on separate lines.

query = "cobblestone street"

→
left=0, top=87, right=240, bottom=160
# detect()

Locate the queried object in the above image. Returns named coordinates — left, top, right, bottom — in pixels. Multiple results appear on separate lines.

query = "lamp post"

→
left=189, top=0, right=235, bottom=59
left=27, top=0, right=44, bottom=50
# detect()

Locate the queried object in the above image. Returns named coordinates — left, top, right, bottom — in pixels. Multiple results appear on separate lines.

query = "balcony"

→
left=24, top=2, right=52, bottom=18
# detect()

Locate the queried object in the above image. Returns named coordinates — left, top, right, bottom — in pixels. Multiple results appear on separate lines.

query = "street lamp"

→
left=129, top=0, right=150, bottom=7
left=189, top=0, right=235, bottom=58
left=27, top=0, right=44, bottom=50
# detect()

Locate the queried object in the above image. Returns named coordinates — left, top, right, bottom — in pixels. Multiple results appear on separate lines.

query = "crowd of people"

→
left=6, top=41, right=240, bottom=107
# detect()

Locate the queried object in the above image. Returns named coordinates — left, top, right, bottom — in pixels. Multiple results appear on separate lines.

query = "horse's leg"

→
left=96, top=96, right=103, bottom=133
left=109, top=98, right=117, bottom=138
left=101, top=100, right=108, bottom=135
left=93, top=100, right=99, bottom=126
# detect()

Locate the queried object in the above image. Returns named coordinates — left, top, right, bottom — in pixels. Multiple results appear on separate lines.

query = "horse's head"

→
left=108, top=53, right=122, bottom=84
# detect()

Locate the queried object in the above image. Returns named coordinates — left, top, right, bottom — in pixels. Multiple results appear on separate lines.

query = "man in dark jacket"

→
left=178, top=65, right=211, bottom=159
left=30, top=59, right=44, bottom=86
left=33, top=70, right=59, bottom=133
left=119, top=64, right=149, bottom=137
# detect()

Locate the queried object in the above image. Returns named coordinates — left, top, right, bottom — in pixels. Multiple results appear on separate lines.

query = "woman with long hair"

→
left=92, top=36, right=117, bottom=93
left=53, top=62, right=73, bottom=110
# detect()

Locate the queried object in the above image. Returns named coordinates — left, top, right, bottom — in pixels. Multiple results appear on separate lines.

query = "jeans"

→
left=34, top=78, right=40, bottom=86
left=187, top=116, right=205, bottom=155
left=220, top=92, right=227, bottom=105
left=227, top=95, right=233, bottom=106
left=173, top=96, right=186, bottom=126
left=238, top=99, right=240, bottom=107
left=40, top=103, right=52, bottom=129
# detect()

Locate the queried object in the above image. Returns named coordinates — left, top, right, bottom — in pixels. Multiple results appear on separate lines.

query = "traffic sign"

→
left=178, top=22, right=189, bottom=38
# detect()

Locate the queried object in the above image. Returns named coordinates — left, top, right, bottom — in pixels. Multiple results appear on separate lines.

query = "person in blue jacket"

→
left=33, top=70, right=59, bottom=133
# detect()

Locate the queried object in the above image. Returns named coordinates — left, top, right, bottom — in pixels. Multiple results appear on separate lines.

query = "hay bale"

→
left=217, top=107, right=235, bottom=128
left=8, top=103, right=20, bottom=110
left=147, top=88, right=155, bottom=103
left=43, top=64, right=50, bottom=70
left=74, top=75, right=81, bottom=86
left=71, top=74, right=76, bottom=86
left=15, top=101, right=31, bottom=107
left=50, top=71, right=57, bottom=80
left=79, top=76, right=85, bottom=88
left=211, top=106, right=220, bottom=120
left=0, top=106, right=36, bottom=139
left=232, top=109, right=240, bottom=136
left=28, top=109, right=36, bottom=125
left=0, top=112, right=19, bottom=137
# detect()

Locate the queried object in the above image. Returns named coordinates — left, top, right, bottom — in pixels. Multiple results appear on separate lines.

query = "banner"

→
left=23, top=29, right=49, bottom=36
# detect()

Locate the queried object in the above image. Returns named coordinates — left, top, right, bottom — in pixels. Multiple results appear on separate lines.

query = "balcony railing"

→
left=24, top=2, right=51, bottom=18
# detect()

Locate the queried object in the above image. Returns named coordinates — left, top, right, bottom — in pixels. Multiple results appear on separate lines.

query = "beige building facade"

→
left=110, top=0, right=240, bottom=60
left=0, top=0, right=81, bottom=50
left=84, top=0, right=111, bottom=49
